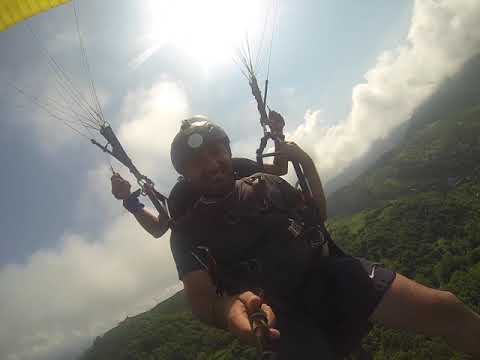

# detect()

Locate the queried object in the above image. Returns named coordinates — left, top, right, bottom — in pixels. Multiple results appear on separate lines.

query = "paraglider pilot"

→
left=111, top=115, right=480, bottom=359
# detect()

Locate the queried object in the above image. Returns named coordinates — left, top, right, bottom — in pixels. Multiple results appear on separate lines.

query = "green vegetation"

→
left=80, top=62, right=480, bottom=359
left=324, top=106, right=480, bottom=359
left=81, top=292, right=256, bottom=360
left=82, top=312, right=255, bottom=360
left=328, top=105, right=480, bottom=218
left=329, top=183, right=480, bottom=359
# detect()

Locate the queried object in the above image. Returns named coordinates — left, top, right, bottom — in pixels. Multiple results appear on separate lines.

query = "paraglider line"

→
left=24, top=23, right=102, bottom=127
left=73, top=0, right=105, bottom=125
left=8, top=80, right=96, bottom=140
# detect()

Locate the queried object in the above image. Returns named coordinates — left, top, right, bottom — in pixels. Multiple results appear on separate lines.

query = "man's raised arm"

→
left=278, top=142, right=328, bottom=223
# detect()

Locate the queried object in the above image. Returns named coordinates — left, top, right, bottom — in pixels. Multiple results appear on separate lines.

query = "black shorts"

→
left=275, top=256, right=396, bottom=359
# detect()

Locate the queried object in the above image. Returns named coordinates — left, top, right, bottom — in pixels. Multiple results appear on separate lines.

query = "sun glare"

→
left=137, top=0, right=266, bottom=70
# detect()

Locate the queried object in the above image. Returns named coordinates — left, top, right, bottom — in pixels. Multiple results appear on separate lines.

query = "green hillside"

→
left=330, top=174, right=480, bottom=357
left=80, top=291, right=256, bottom=360
left=327, top=105, right=480, bottom=219
left=325, top=54, right=480, bottom=197
left=324, top=106, right=480, bottom=359
left=328, top=53, right=480, bottom=219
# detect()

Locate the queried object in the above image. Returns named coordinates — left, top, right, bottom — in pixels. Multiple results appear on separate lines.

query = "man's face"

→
left=183, top=141, right=234, bottom=197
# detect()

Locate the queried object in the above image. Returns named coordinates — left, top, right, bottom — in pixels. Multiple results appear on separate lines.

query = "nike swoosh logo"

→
left=369, top=265, right=376, bottom=279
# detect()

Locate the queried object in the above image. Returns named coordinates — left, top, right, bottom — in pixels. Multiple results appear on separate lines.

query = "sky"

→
left=0, top=1, right=479, bottom=359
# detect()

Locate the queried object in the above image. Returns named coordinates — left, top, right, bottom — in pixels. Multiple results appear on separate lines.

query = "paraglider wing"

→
left=0, top=0, right=71, bottom=32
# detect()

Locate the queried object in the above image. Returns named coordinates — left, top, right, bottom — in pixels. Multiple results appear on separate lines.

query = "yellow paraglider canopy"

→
left=0, top=0, right=70, bottom=31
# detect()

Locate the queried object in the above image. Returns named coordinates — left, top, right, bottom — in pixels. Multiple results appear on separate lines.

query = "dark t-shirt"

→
left=169, top=173, right=305, bottom=287
left=169, top=171, right=395, bottom=358
left=167, top=158, right=263, bottom=221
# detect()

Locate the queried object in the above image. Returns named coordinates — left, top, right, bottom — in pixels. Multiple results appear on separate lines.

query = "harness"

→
left=191, top=173, right=331, bottom=297
left=182, top=172, right=369, bottom=359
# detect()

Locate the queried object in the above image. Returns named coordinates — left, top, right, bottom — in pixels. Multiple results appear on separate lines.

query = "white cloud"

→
left=73, top=164, right=122, bottom=229
left=0, top=215, right=180, bottom=360
left=0, top=79, right=189, bottom=360
left=5, top=72, right=110, bottom=156
left=2, top=20, right=111, bottom=156
left=117, top=80, right=189, bottom=185
left=290, top=0, right=480, bottom=182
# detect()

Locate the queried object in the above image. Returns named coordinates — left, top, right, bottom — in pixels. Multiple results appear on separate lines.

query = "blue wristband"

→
left=123, top=190, right=145, bottom=214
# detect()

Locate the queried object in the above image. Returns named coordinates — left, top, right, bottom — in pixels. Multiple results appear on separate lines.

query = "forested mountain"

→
left=79, top=58, right=480, bottom=360
left=328, top=106, right=480, bottom=358
left=80, top=291, right=255, bottom=360
left=328, top=56, right=480, bottom=217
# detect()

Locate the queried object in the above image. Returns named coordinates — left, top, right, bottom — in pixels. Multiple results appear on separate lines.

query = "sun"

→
left=135, top=0, right=265, bottom=70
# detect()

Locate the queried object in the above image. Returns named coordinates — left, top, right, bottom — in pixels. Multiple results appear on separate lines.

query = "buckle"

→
left=308, top=226, right=329, bottom=256
left=240, top=259, right=261, bottom=273
left=288, top=218, right=303, bottom=238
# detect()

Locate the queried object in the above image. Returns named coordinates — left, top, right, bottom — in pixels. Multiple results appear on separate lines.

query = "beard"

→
left=195, top=161, right=235, bottom=198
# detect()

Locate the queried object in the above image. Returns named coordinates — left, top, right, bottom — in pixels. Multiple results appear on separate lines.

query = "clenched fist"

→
left=268, top=110, right=285, bottom=135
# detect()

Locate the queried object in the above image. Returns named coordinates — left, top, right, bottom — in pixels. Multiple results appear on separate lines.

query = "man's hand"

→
left=278, top=141, right=311, bottom=164
left=111, top=173, right=131, bottom=200
left=142, top=182, right=156, bottom=198
left=225, top=291, right=280, bottom=345
left=268, top=110, right=285, bottom=135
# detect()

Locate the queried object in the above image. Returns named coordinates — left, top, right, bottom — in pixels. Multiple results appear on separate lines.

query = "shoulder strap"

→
left=168, top=177, right=199, bottom=221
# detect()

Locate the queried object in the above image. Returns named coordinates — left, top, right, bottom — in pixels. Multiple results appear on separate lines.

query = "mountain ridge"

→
left=325, top=53, right=480, bottom=199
